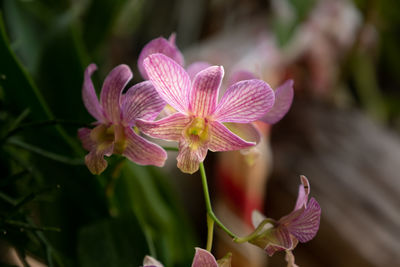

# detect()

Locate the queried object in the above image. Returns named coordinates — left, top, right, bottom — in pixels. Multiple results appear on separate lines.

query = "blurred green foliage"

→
left=0, top=0, right=195, bottom=266
left=1, top=0, right=399, bottom=266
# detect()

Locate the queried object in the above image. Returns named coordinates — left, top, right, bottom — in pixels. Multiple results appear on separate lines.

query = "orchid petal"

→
left=177, top=137, right=208, bottom=174
left=78, top=127, right=95, bottom=151
left=252, top=210, right=268, bottom=228
left=287, top=197, right=321, bottom=243
left=214, top=79, right=275, bottom=123
left=266, top=227, right=293, bottom=256
left=265, top=245, right=285, bottom=257
left=100, top=64, right=132, bottom=123
left=121, top=81, right=165, bottom=125
left=143, top=255, right=164, bottom=267
left=138, top=36, right=184, bottom=79
left=89, top=124, right=115, bottom=156
left=186, top=61, right=212, bottom=80
left=191, top=248, right=218, bottom=267
left=136, top=113, right=190, bottom=141
left=294, top=175, right=310, bottom=211
left=260, top=79, right=294, bottom=124
left=223, top=122, right=261, bottom=144
left=278, top=207, right=306, bottom=228
left=85, top=150, right=108, bottom=175
left=123, top=128, right=167, bottom=167
left=216, top=253, right=232, bottom=267
left=189, top=66, right=224, bottom=117
left=208, top=121, right=255, bottom=152
left=84, top=141, right=114, bottom=175
left=144, top=53, right=191, bottom=113
left=82, top=64, right=104, bottom=121
left=250, top=225, right=293, bottom=256
left=228, top=70, right=257, bottom=86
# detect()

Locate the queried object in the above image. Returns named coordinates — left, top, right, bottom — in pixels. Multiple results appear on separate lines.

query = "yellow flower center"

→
left=184, top=117, right=210, bottom=150
left=90, top=124, right=127, bottom=154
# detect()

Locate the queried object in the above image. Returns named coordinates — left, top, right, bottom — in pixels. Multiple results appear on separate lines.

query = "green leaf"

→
left=113, top=162, right=196, bottom=267
left=0, top=11, right=82, bottom=154
left=77, top=217, right=148, bottom=267
left=0, top=12, right=52, bottom=119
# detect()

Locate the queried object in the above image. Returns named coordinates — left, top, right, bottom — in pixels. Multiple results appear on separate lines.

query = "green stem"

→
left=4, top=219, right=60, bottom=232
left=233, top=219, right=275, bottom=243
left=206, top=214, right=214, bottom=251
left=6, top=138, right=84, bottom=165
left=2, top=119, right=89, bottom=142
left=199, top=162, right=237, bottom=241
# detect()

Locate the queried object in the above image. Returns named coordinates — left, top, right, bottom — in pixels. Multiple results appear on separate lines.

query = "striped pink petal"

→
left=265, top=227, right=293, bottom=256
left=144, top=54, right=191, bottom=113
left=213, top=79, right=275, bottom=123
left=143, top=256, right=164, bottom=267
left=186, top=61, right=212, bottom=80
left=121, top=81, right=165, bottom=125
left=177, top=137, right=208, bottom=174
left=228, top=70, right=257, bottom=86
left=208, top=121, right=255, bottom=152
left=122, top=128, right=167, bottom=167
left=138, top=35, right=184, bottom=79
left=279, top=207, right=305, bottom=228
left=191, top=248, right=218, bottom=267
left=100, top=64, right=132, bottom=123
left=136, top=113, right=190, bottom=141
left=294, top=175, right=310, bottom=211
left=287, top=197, right=321, bottom=243
left=189, top=66, right=224, bottom=117
left=78, top=127, right=96, bottom=151
left=249, top=225, right=293, bottom=256
left=82, top=64, right=104, bottom=122
left=260, top=79, right=294, bottom=124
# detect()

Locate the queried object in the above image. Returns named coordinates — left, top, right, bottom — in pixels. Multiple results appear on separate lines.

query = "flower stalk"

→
left=206, top=214, right=214, bottom=251
left=199, top=162, right=237, bottom=247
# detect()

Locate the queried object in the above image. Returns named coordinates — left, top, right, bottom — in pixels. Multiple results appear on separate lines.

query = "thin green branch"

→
left=199, top=162, right=237, bottom=240
left=26, top=217, right=62, bottom=267
left=2, top=119, right=89, bottom=142
left=8, top=187, right=55, bottom=218
left=7, top=108, right=31, bottom=133
left=0, top=170, right=30, bottom=188
left=4, top=220, right=61, bottom=232
left=0, top=191, right=17, bottom=205
left=7, top=138, right=84, bottom=165
left=233, top=219, right=275, bottom=243
left=206, top=214, right=214, bottom=251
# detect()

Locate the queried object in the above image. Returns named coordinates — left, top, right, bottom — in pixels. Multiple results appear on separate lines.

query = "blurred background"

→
left=1, top=0, right=400, bottom=266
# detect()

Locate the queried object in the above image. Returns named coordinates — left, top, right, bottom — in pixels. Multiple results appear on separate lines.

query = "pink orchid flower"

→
left=137, top=35, right=293, bottom=128
left=136, top=54, right=275, bottom=174
left=138, top=33, right=184, bottom=80
left=228, top=70, right=294, bottom=124
left=78, top=64, right=167, bottom=174
left=247, top=176, right=321, bottom=262
left=143, top=247, right=231, bottom=267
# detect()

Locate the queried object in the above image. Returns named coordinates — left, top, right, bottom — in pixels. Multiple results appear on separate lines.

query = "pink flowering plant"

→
left=235, top=176, right=321, bottom=266
left=78, top=64, right=167, bottom=174
left=143, top=248, right=231, bottom=267
left=76, top=35, right=321, bottom=266
left=136, top=53, right=275, bottom=173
